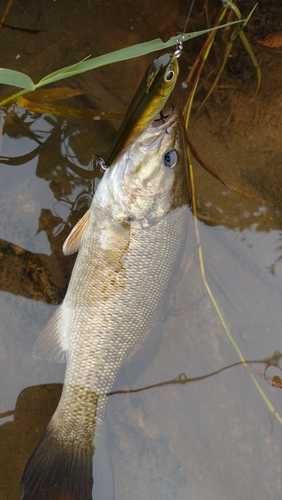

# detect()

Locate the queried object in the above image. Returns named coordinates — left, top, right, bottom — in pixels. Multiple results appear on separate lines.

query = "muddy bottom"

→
left=1, top=0, right=282, bottom=499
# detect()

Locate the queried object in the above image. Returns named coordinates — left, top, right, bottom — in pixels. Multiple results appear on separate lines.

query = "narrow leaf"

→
left=222, top=0, right=241, bottom=20
left=35, top=22, right=244, bottom=88
left=0, top=68, right=34, bottom=90
left=239, top=30, right=261, bottom=96
left=242, top=3, right=258, bottom=29
left=0, top=18, right=246, bottom=105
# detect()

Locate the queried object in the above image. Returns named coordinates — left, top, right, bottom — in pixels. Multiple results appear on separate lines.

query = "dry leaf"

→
left=258, top=31, right=282, bottom=48
left=272, top=375, right=282, bottom=389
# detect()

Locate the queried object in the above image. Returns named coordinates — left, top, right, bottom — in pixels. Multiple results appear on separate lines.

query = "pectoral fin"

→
left=63, top=209, right=90, bottom=255
left=33, top=307, right=68, bottom=363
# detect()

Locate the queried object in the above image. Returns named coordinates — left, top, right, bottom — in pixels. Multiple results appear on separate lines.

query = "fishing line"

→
left=174, top=0, right=196, bottom=58
left=183, top=0, right=196, bottom=35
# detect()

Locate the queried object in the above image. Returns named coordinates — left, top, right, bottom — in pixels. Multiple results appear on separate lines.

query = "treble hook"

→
left=94, top=155, right=108, bottom=171
left=174, top=34, right=184, bottom=59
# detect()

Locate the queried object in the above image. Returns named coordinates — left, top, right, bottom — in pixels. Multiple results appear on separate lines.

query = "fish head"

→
left=109, top=109, right=190, bottom=226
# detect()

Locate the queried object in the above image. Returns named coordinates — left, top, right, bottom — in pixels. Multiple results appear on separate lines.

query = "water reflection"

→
left=0, top=107, right=116, bottom=302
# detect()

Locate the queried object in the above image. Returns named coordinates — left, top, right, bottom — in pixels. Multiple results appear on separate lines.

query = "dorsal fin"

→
left=33, top=307, right=68, bottom=363
left=63, top=209, right=90, bottom=255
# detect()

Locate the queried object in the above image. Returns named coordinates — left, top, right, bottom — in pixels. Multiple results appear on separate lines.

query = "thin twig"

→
left=0, top=0, right=14, bottom=27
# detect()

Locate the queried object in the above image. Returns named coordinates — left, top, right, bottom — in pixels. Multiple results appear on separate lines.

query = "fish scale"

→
left=21, top=107, right=190, bottom=499
left=51, top=204, right=188, bottom=446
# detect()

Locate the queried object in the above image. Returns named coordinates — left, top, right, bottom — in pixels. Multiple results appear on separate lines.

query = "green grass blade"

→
left=242, top=3, right=258, bottom=28
left=0, top=68, right=34, bottom=90
left=0, top=18, right=247, bottom=105
left=222, top=0, right=241, bottom=19
left=35, top=22, right=245, bottom=88
left=36, top=55, right=92, bottom=85
left=239, top=30, right=261, bottom=96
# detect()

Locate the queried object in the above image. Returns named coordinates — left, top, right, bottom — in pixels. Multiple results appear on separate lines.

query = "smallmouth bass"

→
left=21, top=113, right=190, bottom=499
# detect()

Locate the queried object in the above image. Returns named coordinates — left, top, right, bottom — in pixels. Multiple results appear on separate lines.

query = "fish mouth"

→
left=152, top=108, right=178, bottom=130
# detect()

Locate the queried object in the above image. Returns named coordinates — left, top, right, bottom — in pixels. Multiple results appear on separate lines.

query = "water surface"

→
left=1, top=0, right=282, bottom=499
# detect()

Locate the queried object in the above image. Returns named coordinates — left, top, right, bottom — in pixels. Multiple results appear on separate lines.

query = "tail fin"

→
left=21, top=428, right=93, bottom=500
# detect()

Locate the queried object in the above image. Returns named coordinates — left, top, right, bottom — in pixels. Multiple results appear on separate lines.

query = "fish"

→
left=83, top=52, right=179, bottom=240
left=21, top=98, right=190, bottom=500
left=105, top=52, right=179, bottom=166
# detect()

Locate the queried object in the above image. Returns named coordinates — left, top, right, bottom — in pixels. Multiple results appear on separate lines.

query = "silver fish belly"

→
left=21, top=110, right=190, bottom=500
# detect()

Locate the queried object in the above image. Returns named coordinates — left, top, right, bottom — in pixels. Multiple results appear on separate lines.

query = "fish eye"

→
left=163, top=148, right=178, bottom=168
left=164, top=70, right=175, bottom=82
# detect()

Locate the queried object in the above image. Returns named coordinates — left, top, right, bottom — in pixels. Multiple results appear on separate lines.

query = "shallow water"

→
left=1, top=0, right=282, bottom=499
left=1, top=106, right=282, bottom=500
